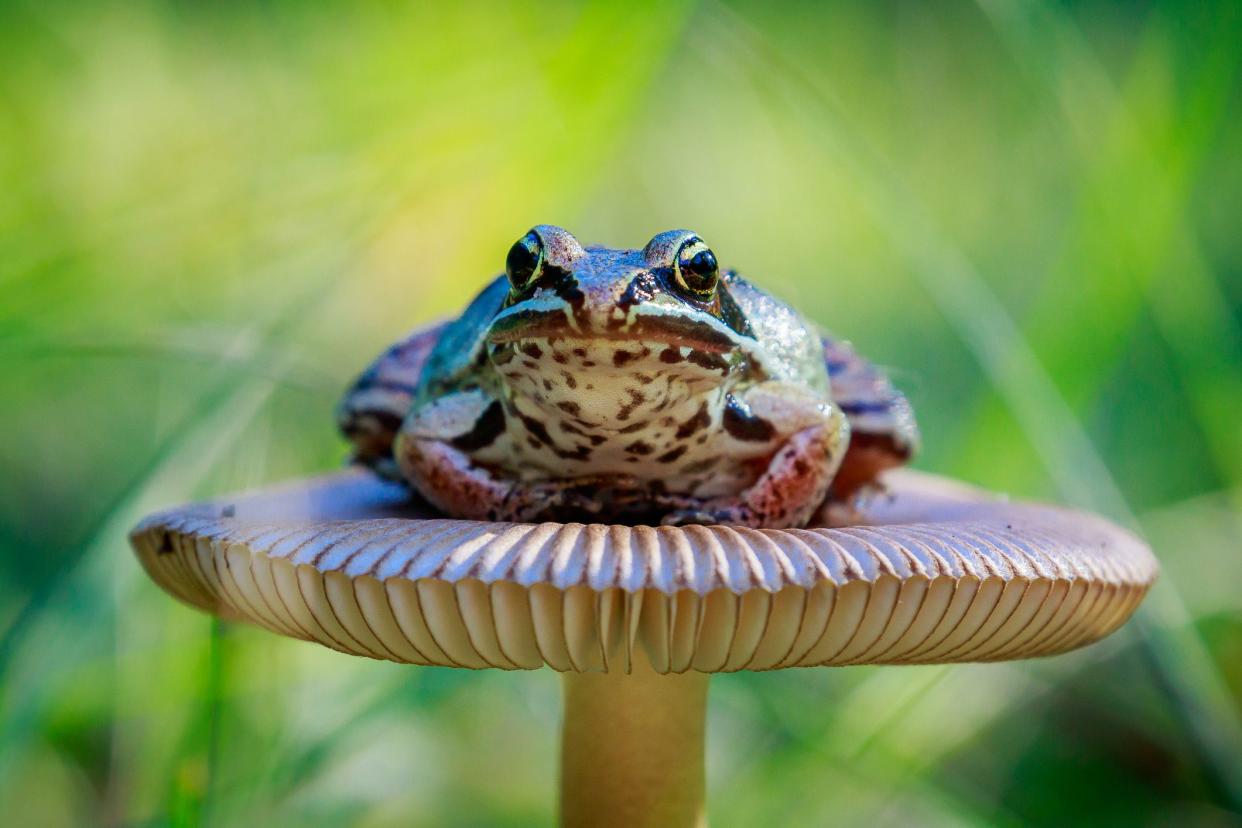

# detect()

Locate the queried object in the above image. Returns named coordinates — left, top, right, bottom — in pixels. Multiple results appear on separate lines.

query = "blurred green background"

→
left=2, top=0, right=1241, bottom=825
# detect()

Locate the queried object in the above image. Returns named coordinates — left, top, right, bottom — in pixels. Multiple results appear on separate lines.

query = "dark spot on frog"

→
left=717, top=277, right=755, bottom=338
left=573, top=347, right=587, bottom=358
left=613, top=349, right=636, bottom=368
left=350, top=376, right=420, bottom=397
left=553, top=352, right=568, bottom=364
left=561, top=371, right=577, bottom=389
left=340, top=408, right=402, bottom=439
left=723, top=395, right=775, bottom=442
left=619, top=420, right=648, bottom=434
left=625, top=441, right=654, bottom=455
left=518, top=411, right=554, bottom=447
left=554, top=444, right=593, bottom=461
left=687, top=350, right=729, bottom=372
left=520, top=342, right=543, bottom=359
left=681, top=457, right=717, bottom=474
left=527, top=437, right=542, bottom=450
left=588, top=434, right=606, bottom=446
left=839, top=400, right=897, bottom=416
left=618, top=271, right=660, bottom=311
left=657, top=446, right=687, bottom=463
left=635, top=373, right=654, bottom=385
left=556, top=401, right=581, bottom=417
left=659, top=348, right=683, bottom=364
left=617, top=388, right=646, bottom=421
left=544, top=263, right=585, bottom=311
left=522, top=359, right=539, bottom=370
left=676, top=402, right=711, bottom=439
left=376, top=410, right=406, bottom=433
left=451, top=400, right=506, bottom=451
left=543, top=378, right=554, bottom=392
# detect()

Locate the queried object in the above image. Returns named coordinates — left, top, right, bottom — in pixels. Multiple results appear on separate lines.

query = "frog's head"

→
left=485, top=226, right=764, bottom=423
left=487, top=225, right=761, bottom=359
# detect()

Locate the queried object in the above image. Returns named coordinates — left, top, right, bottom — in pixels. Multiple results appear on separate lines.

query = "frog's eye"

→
left=672, top=237, right=719, bottom=299
left=506, top=231, right=544, bottom=291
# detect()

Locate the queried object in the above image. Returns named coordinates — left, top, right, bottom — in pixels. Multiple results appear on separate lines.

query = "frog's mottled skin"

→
left=338, top=226, right=917, bottom=528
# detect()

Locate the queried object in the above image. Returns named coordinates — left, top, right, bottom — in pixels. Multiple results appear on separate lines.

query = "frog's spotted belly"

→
left=476, top=337, right=776, bottom=498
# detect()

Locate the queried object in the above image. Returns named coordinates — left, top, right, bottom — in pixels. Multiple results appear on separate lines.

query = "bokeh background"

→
left=2, top=0, right=1241, bottom=825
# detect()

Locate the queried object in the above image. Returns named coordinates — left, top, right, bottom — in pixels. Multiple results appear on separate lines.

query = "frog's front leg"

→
left=393, top=389, right=513, bottom=520
left=395, top=390, right=608, bottom=522
left=666, top=384, right=850, bottom=529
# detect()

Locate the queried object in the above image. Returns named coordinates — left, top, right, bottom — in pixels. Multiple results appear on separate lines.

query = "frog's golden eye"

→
left=506, top=230, right=544, bottom=291
left=672, top=237, right=719, bottom=299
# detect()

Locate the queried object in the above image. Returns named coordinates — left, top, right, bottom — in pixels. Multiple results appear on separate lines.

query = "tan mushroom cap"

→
left=129, top=469, right=1157, bottom=673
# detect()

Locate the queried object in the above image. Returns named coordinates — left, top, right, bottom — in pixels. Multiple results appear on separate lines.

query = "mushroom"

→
left=130, top=469, right=1156, bottom=827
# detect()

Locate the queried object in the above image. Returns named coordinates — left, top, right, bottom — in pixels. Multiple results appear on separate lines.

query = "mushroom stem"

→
left=560, top=650, right=710, bottom=828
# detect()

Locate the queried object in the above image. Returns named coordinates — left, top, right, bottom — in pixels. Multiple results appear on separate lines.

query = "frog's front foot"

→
left=662, top=414, right=849, bottom=529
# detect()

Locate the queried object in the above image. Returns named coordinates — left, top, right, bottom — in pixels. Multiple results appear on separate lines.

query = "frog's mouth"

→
left=487, top=306, right=745, bottom=355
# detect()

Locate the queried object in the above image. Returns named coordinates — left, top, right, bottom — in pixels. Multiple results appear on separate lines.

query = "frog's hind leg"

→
left=820, top=330, right=919, bottom=499
left=396, top=435, right=520, bottom=521
left=664, top=408, right=850, bottom=530
left=336, top=321, right=447, bottom=478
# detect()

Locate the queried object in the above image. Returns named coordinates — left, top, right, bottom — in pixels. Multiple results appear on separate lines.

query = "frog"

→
left=337, top=225, right=918, bottom=528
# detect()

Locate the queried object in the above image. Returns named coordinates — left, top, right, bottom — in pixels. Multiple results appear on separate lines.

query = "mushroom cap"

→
left=129, top=470, right=1157, bottom=673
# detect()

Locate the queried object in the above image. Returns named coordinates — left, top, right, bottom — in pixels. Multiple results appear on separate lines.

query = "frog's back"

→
left=723, top=272, right=829, bottom=391
left=414, top=275, right=510, bottom=398
left=818, top=328, right=919, bottom=497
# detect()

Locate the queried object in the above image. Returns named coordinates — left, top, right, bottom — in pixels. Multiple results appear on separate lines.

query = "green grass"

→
left=1, top=0, right=1240, bottom=824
